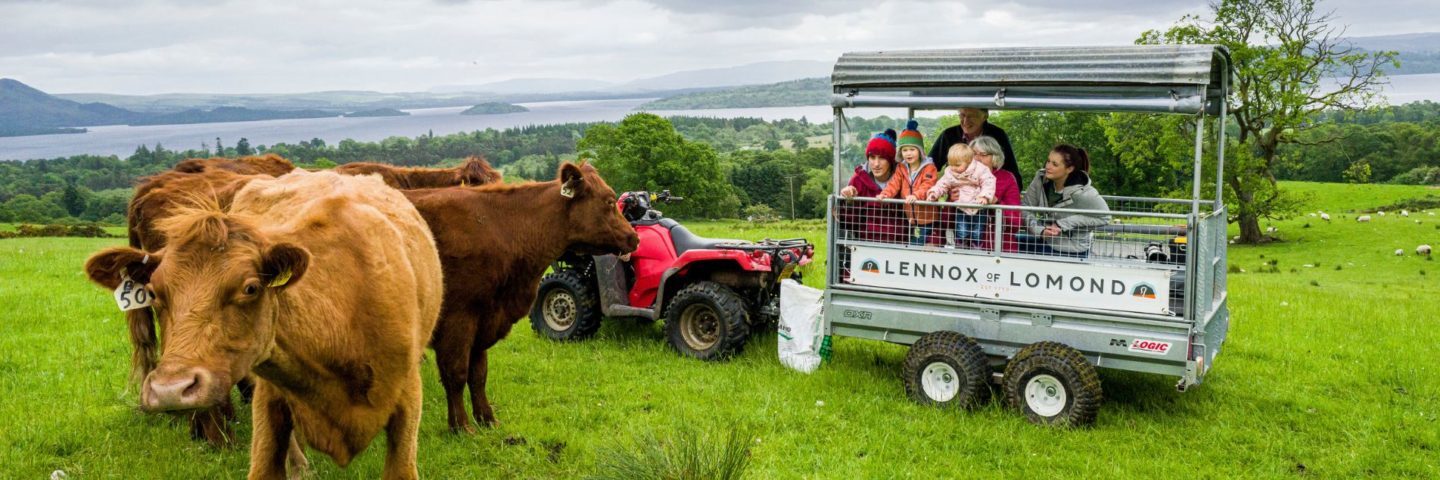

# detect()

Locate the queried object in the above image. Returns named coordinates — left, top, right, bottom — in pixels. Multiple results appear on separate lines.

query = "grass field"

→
left=1, top=182, right=1437, bottom=478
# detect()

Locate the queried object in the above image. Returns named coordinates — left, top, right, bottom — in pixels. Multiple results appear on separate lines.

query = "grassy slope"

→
left=0, top=182, right=1436, bottom=478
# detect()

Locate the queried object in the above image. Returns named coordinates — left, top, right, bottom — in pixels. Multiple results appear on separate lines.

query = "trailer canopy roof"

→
left=831, top=45, right=1231, bottom=115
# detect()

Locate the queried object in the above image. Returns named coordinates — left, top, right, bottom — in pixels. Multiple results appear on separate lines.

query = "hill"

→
left=0, top=78, right=144, bottom=136
left=343, top=108, right=409, bottom=118
left=1346, top=32, right=1440, bottom=75
left=639, top=77, right=829, bottom=110
left=618, top=60, right=830, bottom=92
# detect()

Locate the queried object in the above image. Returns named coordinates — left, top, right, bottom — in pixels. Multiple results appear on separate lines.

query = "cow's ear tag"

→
left=268, top=269, right=293, bottom=288
left=560, top=184, right=575, bottom=198
left=113, top=275, right=153, bottom=312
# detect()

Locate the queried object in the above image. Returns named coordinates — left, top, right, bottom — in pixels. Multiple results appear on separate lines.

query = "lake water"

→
left=0, top=99, right=859, bottom=161
left=5, top=73, right=1438, bottom=162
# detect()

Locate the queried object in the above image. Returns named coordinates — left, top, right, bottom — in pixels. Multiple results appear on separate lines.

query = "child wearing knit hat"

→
left=838, top=129, right=897, bottom=199
left=877, top=119, right=939, bottom=245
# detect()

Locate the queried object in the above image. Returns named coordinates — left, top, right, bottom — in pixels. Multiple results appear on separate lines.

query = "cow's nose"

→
left=142, top=367, right=213, bottom=411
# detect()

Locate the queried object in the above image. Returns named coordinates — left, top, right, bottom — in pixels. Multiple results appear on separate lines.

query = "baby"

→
left=927, top=143, right=996, bottom=248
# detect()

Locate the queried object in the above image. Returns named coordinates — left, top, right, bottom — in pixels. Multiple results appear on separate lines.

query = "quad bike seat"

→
left=667, top=223, right=741, bottom=256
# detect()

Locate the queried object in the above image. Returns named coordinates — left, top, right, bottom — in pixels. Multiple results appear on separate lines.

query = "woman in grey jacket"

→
left=1018, top=144, right=1110, bottom=258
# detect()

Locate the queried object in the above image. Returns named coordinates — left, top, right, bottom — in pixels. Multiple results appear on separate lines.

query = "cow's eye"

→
left=242, top=282, right=260, bottom=296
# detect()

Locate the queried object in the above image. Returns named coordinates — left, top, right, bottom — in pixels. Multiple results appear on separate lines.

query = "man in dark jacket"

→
left=928, top=108, right=1020, bottom=181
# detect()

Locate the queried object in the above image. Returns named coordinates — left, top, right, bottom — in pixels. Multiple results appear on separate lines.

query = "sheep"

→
left=1266, top=226, right=1278, bottom=234
left=1321, top=213, right=1331, bottom=222
left=1357, top=215, right=1372, bottom=222
left=1420, top=245, right=1433, bottom=256
left=1395, top=249, right=1405, bottom=256
left=1308, top=213, right=1317, bottom=217
left=1402, top=210, right=1410, bottom=217
left=1379, top=210, right=1386, bottom=216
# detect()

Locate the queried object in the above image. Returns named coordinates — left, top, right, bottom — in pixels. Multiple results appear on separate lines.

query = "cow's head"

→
left=557, top=162, right=638, bottom=256
left=84, top=204, right=308, bottom=412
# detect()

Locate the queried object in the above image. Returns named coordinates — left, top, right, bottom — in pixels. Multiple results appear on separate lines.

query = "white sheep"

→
left=1357, top=215, right=1372, bottom=222
left=1320, top=213, right=1331, bottom=221
left=1308, top=213, right=1317, bottom=217
left=1266, top=226, right=1278, bottom=234
left=1420, top=245, right=1433, bottom=256
left=1395, top=249, right=1404, bottom=256
left=1379, top=211, right=1386, bottom=216
left=1401, top=210, right=1410, bottom=217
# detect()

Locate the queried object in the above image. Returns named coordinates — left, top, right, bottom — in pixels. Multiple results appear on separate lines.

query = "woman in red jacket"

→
left=838, top=129, right=906, bottom=243
left=970, top=136, right=1022, bottom=253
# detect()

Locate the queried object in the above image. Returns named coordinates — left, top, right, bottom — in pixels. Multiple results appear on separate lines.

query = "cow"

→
left=335, top=156, right=502, bottom=189
left=120, top=155, right=502, bottom=446
left=86, top=171, right=443, bottom=479
left=172, top=153, right=297, bottom=176
left=402, top=162, right=638, bottom=433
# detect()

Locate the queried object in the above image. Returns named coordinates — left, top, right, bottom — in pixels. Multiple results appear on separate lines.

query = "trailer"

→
left=822, top=45, right=1232, bottom=426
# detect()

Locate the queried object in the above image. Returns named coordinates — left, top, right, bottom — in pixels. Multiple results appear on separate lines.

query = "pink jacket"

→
left=928, top=161, right=996, bottom=215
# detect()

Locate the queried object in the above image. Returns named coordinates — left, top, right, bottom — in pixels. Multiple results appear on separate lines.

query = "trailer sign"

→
left=848, top=246, right=1174, bottom=315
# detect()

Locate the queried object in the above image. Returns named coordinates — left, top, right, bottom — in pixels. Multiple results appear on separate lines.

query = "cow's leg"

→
left=381, top=373, right=423, bottom=480
left=434, top=311, right=478, bottom=433
left=248, top=382, right=297, bottom=480
left=468, top=346, right=496, bottom=426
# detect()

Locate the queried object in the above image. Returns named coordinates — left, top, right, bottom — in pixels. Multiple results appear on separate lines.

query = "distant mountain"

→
left=0, top=78, right=144, bottom=136
left=1345, top=32, right=1440, bottom=75
left=640, top=77, right=829, bottom=110
left=343, top=108, right=409, bottom=118
left=128, top=106, right=338, bottom=126
left=0, top=79, right=346, bottom=137
left=431, top=78, right=615, bottom=95
left=618, top=60, right=831, bottom=92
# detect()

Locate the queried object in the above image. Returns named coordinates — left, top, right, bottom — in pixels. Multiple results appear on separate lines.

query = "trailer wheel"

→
left=665, top=281, right=749, bottom=361
left=902, top=331, right=991, bottom=409
left=1002, top=341, right=1102, bottom=427
left=530, top=270, right=602, bottom=341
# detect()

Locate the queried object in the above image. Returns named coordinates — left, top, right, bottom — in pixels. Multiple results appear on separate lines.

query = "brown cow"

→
left=403, top=162, right=638, bottom=432
left=120, top=155, right=502, bottom=446
left=172, top=153, right=297, bottom=176
left=86, top=171, right=443, bottom=479
left=335, top=156, right=502, bottom=189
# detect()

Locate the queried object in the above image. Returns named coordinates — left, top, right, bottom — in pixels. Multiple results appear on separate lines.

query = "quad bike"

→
left=530, top=190, right=814, bottom=360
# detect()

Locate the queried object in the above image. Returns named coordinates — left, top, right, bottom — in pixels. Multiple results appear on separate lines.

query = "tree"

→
left=578, top=113, right=740, bottom=218
left=61, top=182, right=88, bottom=217
left=236, top=138, right=254, bottom=156
left=1143, top=0, right=1397, bottom=242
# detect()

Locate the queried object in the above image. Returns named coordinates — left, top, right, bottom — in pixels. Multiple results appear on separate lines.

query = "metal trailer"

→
left=821, top=45, right=1232, bottom=426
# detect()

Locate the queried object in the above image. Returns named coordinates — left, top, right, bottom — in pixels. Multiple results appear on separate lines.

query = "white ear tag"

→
left=560, top=184, right=576, bottom=198
left=113, top=275, right=153, bottom=312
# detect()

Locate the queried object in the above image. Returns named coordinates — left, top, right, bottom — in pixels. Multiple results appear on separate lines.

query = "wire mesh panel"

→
left=831, top=195, right=1196, bottom=317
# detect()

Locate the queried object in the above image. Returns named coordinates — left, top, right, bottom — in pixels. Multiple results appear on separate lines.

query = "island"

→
left=460, top=102, right=529, bottom=115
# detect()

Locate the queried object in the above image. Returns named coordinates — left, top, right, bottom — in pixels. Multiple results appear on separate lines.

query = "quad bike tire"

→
left=530, top=270, right=603, bottom=341
left=902, top=331, right=991, bottom=410
left=1002, top=341, right=1102, bottom=427
left=664, top=281, right=749, bottom=361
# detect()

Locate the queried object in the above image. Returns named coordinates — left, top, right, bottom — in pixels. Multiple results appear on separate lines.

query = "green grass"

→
left=1, top=182, right=1437, bottom=478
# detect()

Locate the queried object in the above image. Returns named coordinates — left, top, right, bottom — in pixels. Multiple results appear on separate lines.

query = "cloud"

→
left=0, top=0, right=1422, bottom=94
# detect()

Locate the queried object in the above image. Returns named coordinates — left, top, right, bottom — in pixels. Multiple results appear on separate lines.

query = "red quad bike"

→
left=530, top=190, right=814, bottom=360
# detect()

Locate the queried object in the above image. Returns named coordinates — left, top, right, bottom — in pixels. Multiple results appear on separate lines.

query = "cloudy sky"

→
left=1, top=0, right=1432, bottom=94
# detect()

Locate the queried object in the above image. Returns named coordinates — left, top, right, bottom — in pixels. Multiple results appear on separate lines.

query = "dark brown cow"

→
left=335, top=156, right=502, bottom=189
left=403, top=162, right=638, bottom=432
left=172, top=153, right=297, bottom=176
left=87, top=171, right=443, bottom=479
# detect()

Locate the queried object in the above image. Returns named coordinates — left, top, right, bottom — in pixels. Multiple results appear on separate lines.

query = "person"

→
left=926, top=143, right=995, bottom=249
left=1018, top=144, right=1110, bottom=258
left=928, top=107, right=1020, bottom=182
left=969, top=136, right=1023, bottom=253
left=876, top=120, right=939, bottom=245
left=837, top=128, right=905, bottom=243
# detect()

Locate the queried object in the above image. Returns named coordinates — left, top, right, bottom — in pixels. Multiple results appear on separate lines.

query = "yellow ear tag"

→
left=268, top=269, right=293, bottom=288
left=461, top=179, right=469, bottom=187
